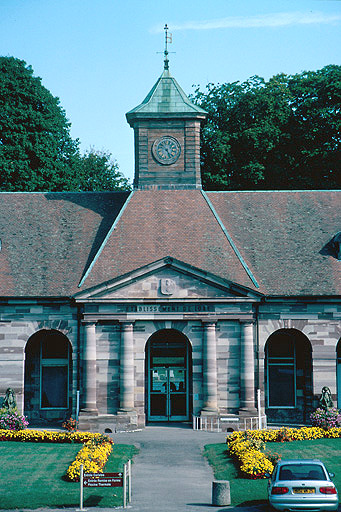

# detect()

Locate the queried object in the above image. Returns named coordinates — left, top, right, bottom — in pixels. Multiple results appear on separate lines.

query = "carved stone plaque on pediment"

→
left=160, top=278, right=176, bottom=295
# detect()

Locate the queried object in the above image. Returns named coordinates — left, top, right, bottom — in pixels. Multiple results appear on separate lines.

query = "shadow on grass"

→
left=84, top=494, right=103, bottom=506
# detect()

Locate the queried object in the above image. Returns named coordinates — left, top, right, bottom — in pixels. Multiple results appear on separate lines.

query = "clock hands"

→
left=152, top=136, right=181, bottom=164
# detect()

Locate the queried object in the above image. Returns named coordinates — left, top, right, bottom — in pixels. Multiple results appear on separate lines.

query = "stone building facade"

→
left=0, top=61, right=340, bottom=431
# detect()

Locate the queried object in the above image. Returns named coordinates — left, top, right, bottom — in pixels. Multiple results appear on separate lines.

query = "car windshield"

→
left=279, top=464, right=326, bottom=481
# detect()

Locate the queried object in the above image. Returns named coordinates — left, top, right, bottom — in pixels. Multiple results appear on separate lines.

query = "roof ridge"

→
left=201, top=190, right=260, bottom=289
left=78, top=191, right=135, bottom=288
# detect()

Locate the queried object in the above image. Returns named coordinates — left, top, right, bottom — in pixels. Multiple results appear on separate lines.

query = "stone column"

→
left=201, top=321, right=218, bottom=413
left=119, top=322, right=135, bottom=412
left=240, top=321, right=256, bottom=412
left=82, top=322, right=98, bottom=413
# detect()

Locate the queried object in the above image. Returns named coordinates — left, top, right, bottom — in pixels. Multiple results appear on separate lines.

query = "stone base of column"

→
left=78, top=412, right=141, bottom=432
left=117, top=409, right=138, bottom=419
left=200, top=408, right=219, bottom=416
left=79, top=408, right=98, bottom=416
left=238, top=407, right=258, bottom=417
left=117, top=409, right=138, bottom=430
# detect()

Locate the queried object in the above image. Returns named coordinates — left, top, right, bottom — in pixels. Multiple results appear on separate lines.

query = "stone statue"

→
left=319, top=386, right=334, bottom=410
left=3, top=388, right=16, bottom=410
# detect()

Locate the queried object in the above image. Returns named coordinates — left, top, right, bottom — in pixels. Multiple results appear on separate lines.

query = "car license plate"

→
left=293, top=488, right=315, bottom=494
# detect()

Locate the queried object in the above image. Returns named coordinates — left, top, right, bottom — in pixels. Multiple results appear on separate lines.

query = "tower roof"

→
left=126, top=69, right=206, bottom=123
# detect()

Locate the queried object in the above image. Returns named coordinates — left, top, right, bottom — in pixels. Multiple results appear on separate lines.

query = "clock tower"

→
left=126, top=26, right=207, bottom=190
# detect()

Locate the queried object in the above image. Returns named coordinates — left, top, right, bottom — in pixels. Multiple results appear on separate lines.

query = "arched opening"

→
left=24, top=329, right=72, bottom=425
left=265, top=329, right=312, bottom=424
left=337, top=339, right=341, bottom=409
left=145, top=329, right=192, bottom=423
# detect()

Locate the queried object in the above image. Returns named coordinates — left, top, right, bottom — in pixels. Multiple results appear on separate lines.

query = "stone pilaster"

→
left=240, top=321, right=256, bottom=413
left=81, top=322, right=98, bottom=413
left=119, top=322, right=135, bottom=412
left=201, top=321, right=218, bottom=414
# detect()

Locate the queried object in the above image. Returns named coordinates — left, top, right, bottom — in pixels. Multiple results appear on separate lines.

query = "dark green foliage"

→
left=74, top=149, right=131, bottom=191
left=192, top=66, right=341, bottom=190
left=0, top=57, right=79, bottom=191
left=0, top=57, right=131, bottom=191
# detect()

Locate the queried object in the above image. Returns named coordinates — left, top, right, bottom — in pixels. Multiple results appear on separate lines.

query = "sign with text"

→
left=83, top=472, right=123, bottom=488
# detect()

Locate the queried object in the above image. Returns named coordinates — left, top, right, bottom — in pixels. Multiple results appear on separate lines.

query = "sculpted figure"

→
left=319, top=386, right=333, bottom=410
left=3, top=388, right=16, bottom=410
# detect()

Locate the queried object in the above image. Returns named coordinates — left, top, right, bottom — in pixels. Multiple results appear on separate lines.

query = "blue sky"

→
left=1, top=0, right=340, bottom=182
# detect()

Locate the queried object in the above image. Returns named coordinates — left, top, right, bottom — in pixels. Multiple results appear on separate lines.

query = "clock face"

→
left=152, top=136, right=181, bottom=165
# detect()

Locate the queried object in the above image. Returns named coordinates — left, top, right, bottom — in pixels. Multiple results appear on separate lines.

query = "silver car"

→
left=267, top=459, right=339, bottom=511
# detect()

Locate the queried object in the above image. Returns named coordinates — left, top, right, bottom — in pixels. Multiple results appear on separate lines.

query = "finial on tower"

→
left=164, top=23, right=172, bottom=70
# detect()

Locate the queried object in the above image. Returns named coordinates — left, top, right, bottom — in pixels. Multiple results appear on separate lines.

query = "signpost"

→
left=83, top=472, right=123, bottom=487
left=78, top=463, right=131, bottom=510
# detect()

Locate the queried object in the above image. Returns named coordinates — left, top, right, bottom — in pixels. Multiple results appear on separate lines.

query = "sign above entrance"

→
left=126, top=303, right=215, bottom=313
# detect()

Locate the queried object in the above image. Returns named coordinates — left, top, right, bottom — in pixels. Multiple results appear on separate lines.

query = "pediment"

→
left=74, top=257, right=261, bottom=300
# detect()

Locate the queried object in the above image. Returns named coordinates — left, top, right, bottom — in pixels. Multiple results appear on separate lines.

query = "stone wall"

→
left=132, top=119, right=202, bottom=189
left=0, top=301, right=78, bottom=425
left=258, top=300, right=341, bottom=424
left=1, top=296, right=340, bottom=430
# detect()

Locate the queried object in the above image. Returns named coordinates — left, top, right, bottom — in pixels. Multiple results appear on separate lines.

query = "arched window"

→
left=40, top=331, right=69, bottom=408
left=266, top=331, right=296, bottom=407
left=24, top=330, right=71, bottom=422
left=265, top=329, right=312, bottom=412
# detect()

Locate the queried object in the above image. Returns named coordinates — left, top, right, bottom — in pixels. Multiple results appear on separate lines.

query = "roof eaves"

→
left=170, top=77, right=207, bottom=114
left=78, top=190, right=135, bottom=288
left=201, top=190, right=260, bottom=289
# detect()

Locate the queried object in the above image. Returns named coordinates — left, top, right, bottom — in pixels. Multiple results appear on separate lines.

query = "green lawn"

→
left=204, top=438, right=341, bottom=507
left=0, top=442, right=138, bottom=509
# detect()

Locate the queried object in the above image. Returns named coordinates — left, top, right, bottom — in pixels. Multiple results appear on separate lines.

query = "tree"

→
left=0, top=57, right=131, bottom=191
left=73, top=149, right=131, bottom=191
left=192, top=65, right=341, bottom=190
left=0, top=57, right=79, bottom=191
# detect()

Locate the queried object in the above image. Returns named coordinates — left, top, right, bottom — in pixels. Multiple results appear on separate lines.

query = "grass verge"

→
left=0, top=442, right=138, bottom=509
left=204, top=437, right=341, bottom=507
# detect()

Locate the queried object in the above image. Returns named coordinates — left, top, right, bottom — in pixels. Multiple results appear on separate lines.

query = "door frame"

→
left=145, top=329, right=191, bottom=423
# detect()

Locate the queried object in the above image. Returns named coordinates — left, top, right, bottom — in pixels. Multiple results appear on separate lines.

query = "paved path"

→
left=114, top=424, right=227, bottom=511
left=3, top=424, right=266, bottom=512
left=111, top=424, right=264, bottom=512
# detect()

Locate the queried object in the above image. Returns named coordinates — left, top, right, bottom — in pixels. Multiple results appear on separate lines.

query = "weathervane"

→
left=163, top=24, right=174, bottom=70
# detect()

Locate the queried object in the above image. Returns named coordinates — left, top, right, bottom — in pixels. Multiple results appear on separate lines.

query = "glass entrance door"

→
left=148, top=338, right=189, bottom=421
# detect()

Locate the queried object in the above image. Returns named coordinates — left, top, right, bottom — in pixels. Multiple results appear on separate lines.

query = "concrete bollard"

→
left=212, top=480, right=231, bottom=506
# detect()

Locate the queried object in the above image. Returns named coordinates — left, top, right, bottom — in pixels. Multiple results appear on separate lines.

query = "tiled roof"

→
left=126, top=69, right=206, bottom=120
left=0, top=189, right=339, bottom=297
left=80, top=190, right=258, bottom=293
left=0, top=192, right=129, bottom=296
left=208, top=190, right=341, bottom=296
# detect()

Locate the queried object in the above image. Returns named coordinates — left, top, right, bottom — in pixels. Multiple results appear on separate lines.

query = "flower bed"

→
left=0, top=428, right=104, bottom=443
left=228, top=438, right=274, bottom=479
left=227, top=426, right=341, bottom=479
left=0, top=408, right=29, bottom=430
left=66, top=439, right=113, bottom=481
left=0, top=429, right=113, bottom=482
left=311, top=408, right=341, bottom=429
